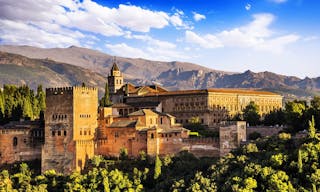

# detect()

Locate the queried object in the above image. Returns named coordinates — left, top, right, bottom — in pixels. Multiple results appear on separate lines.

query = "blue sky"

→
left=0, top=0, right=319, bottom=78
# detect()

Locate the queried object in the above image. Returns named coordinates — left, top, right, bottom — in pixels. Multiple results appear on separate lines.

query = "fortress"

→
left=0, top=61, right=283, bottom=174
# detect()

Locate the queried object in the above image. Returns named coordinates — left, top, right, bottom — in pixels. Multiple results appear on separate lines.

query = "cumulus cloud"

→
left=106, top=35, right=190, bottom=61
left=169, top=9, right=192, bottom=29
left=106, top=43, right=148, bottom=58
left=185, top=31, right=223, bottom=48
left=0, top=0, right=190, bottom=47
left=185, top=13, right=299, bottom=53
left=0, top=19, right=82, bottom=47
left=192, top=12, right=206, bottom=22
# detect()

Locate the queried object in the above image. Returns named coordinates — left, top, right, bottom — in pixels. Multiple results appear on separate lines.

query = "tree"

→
left=100, top=82, right=112, bottom=107
left=23, top=97, right=33, bottom=120
left=308, top=96, right=320, bottom=131
left=154, top=155, right=162, bottom=179
left=309, top=116, right=316, bottom=139
left=36, top=85, right=46, bottom=114
left=263, top=109, right=285, bottom=126
left=285, top=100, right=308, bottom=132
left=119, top=148, right=128, bottom=160
left=248, top=132, right=261, bottom=140
left=0, top=90, right=4, bottom=124
left=243, top=101, right=261, bottom=126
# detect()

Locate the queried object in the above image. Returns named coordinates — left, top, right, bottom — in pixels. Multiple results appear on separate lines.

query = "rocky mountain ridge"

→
left=0, top=45, right=319, bottom=99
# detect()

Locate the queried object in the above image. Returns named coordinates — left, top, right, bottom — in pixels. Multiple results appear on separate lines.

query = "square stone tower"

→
left=219, top=121, right=246, bottom=157
left=42, top=86, right=98, bottom=174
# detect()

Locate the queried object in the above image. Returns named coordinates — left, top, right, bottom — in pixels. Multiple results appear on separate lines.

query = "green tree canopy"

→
left=243, top=101, right=261, bottom=126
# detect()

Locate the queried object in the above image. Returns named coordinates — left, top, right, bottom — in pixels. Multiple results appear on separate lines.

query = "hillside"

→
left=0, top=45, right=320, bottom=99
left=0, top=52, right=106, bottom=94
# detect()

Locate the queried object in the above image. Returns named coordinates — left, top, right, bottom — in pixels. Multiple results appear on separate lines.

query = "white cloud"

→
left=106, top=35, right=190, bottom=61
left=106, top=43, right=148, bottom=58
left=0, top=0, right=191, bottom=47
left=185, top=31, right=223, bottom=48
left=112, top=4, right=170, bottom=32
left=303, top=36, right=319, bottom=42
left=185, top=13, right=299, bottom=53
left=254, top=34, right=300, bottom=53
left=169, top=10, right=192, bottom=29
left=0, top=19, right=82, bottom=48
left=245, top=3, right=251, bottom=11
left=269, top=0, right=288, bottom=3
left=193, top=12, right=206, bottom=22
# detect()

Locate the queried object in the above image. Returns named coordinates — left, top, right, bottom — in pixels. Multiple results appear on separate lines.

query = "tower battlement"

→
left=46, top=86, right=97, bottom=96
left=46, top=87, right=73, bottom=96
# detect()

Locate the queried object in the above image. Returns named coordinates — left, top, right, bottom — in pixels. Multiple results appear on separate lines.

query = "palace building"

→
left=0, top=61, right=283, bottom=174
left=108, top=61, right=283, bottom=127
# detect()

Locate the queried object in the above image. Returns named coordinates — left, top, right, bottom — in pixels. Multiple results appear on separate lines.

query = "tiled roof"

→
left=110, top=120, right=137, bottom=128
left=133, top=88, right=280, bottom=96
left=128, top=109, right=158, bottom=116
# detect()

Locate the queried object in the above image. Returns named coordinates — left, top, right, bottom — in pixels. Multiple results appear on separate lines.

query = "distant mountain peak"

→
left=0, top=45, right=319, bottom=99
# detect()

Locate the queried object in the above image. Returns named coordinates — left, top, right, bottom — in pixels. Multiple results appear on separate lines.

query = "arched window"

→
left=151, top=133, right=154, bottom=139
left=13, top=137, right=18, bottom=146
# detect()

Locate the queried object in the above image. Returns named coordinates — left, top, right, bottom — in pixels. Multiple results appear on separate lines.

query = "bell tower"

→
left=108, top=57, right=123, bottom=94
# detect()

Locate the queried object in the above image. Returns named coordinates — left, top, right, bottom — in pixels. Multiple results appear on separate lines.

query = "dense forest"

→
left=0, top=118, right=319, bottom=191
left=0, top=84, right=45, bottom=125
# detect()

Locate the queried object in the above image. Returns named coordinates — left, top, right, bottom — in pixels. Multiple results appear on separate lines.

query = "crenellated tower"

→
left=41, top=86, right=98, bottom=174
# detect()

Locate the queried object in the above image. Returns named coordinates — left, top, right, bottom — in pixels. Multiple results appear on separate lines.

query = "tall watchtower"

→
left=42, top=86, right=98, bottom=174
left=108, top=57, right=123, bottom=94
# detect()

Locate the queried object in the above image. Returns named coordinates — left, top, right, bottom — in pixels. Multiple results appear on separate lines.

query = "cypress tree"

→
left=23, top=97, right=33, bottom=120
left=309, top=116, right=316, bottom=139
left=102, top=82, right=112, bottom=107
left=0, top=89, right=4, bottom=115
left=0, top=89, right=4, bottom=123
left=298, top=149, right=303, bottom=173
left=36, top=85, right=46, bottom=113
left=154, top=155, right=162, bottom=179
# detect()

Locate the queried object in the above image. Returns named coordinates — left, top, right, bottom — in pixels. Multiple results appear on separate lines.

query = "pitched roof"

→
left=109, top=120, right=138, bottom=128
left=131, top=88, right=280, bottom=96
left=111, top=62, right=120, bottom=71
left=128, top=109, right=158, bottom=116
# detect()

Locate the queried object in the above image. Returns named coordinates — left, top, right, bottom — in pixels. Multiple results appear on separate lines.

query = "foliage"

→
left=0, top=84, right=45, bottom=124
left=0, top=152, right=216, bottom=192
left=185, top=117, right=218, bottom=137
left=263, top=109, right=286, bottom=126
left=248, top=131, right=262, bottom=140
left=154, top=155, right=162, bottom=179
left=119, top=147, right=128, bottom=160
left=242, top=101, right=261, bottom=126
left=100, top=82, right=112, bottom=107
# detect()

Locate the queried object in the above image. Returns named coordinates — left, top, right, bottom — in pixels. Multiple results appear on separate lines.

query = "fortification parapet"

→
left=73, top=86, right=97, bottom=92
left=46, top=86, right=98, bottom=96
left=46, top=87, right=74, bottom=96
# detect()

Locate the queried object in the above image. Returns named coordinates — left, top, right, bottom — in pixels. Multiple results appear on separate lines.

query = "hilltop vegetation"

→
left=0, top=84, right=45, bottom=124
left=1, top=118, right=320, bottom=191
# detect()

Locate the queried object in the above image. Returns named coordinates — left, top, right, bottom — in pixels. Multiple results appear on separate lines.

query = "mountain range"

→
left=0, top=45, right=319, bottom=99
